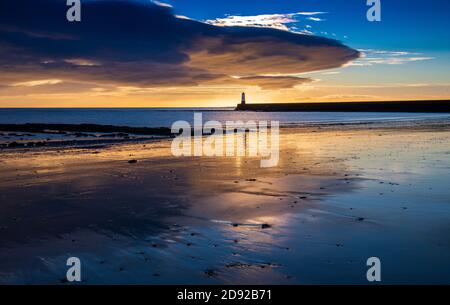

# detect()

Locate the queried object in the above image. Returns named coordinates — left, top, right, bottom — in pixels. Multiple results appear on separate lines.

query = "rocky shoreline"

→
left=0, top=123, right=174, bottom=149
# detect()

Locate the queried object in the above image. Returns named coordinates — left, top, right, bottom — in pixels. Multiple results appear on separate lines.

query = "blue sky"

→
left=165, top=0, right=450, bottom=99
left=170, top=0, right=450, bottom=51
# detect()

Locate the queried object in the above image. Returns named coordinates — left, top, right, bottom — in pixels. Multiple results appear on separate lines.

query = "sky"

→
left=0, top=0, right=449, bottom=107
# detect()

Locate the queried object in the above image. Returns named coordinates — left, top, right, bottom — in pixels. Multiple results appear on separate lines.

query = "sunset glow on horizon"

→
left=1, top=0, right=449, bottom=108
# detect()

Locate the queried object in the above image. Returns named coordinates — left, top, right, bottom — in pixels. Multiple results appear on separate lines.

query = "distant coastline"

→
left=235, top=100, right=450, bottom=112
left=0, top=123, right=173, bottom=149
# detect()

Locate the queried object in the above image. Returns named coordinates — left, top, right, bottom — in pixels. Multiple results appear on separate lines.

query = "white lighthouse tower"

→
left=241, top=92, right=246, bottom=105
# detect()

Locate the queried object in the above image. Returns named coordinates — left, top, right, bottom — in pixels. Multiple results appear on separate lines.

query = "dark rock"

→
left=8, top=141, right=23, bottom=148
left=204, top=269, right=217, bottom=277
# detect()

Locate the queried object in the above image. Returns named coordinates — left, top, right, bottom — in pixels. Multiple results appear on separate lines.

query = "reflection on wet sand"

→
left=0, top=126, right=449, bottom=284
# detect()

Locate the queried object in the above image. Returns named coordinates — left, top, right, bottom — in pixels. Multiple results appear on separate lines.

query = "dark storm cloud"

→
left=0, top=0, right=360, bottom=89
left=236, top=76, right=312, bottom=90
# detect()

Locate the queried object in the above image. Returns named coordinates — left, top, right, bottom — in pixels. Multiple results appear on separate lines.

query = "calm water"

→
left=1, top=126, right=449, bottom=284
left=1, top=108, right=450, bottom=128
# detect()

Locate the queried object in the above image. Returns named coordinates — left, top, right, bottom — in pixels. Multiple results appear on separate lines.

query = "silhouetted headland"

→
left=0, top=123, right=172, bottom=136
left=235, top=100, right=450, bottom=112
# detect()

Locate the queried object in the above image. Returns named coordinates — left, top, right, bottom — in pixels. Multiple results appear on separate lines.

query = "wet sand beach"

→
left=0, top=123, right=450, bottom=284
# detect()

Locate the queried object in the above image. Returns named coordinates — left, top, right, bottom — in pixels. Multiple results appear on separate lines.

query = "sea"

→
left=1, top=108, right=450, bottom=128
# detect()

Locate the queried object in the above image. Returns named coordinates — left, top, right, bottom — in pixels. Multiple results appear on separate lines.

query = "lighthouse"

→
left=241, top=92, right=246, bottom=105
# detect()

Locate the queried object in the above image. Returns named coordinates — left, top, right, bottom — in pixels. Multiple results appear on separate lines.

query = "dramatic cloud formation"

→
left=205, top=12, right=325, bottom=32
left=0, top=0, right=359, bottom=92
left=348, top=49, right=433, bottom=67
left=236, top=76, right=312, bottom=90
left=152, top=1, right=173, bottom=8
left=307, top=17, right=325, bottom=22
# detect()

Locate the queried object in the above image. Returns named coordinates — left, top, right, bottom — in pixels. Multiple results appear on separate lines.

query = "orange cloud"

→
left=0, top=0, right=359, bottom=104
